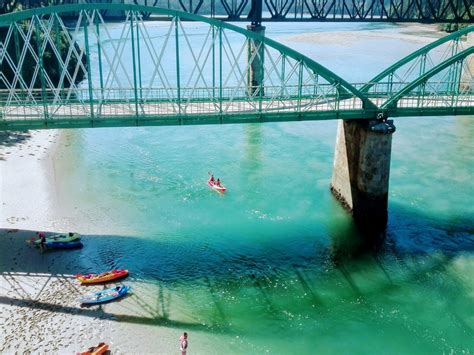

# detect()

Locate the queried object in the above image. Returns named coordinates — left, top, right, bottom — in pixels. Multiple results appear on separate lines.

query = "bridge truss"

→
left=0, top=4, right=472, bottom=130
left=44, top=0, right=473, bottom=23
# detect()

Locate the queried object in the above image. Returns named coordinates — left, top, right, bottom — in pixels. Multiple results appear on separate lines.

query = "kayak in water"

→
left=80, top=285, right=130, bottom=304
left=208, top=177, right=226, bottom=193
left=45, top=241, right=83, bottom=250
left=76, top=269, right=129, bottom=284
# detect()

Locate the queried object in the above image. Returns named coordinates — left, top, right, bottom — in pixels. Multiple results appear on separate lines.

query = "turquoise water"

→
left=53, top=23, right=474, bottom=353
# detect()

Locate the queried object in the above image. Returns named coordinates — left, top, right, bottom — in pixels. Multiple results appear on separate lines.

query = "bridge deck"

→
left=1, top=95, right=473, bottom=130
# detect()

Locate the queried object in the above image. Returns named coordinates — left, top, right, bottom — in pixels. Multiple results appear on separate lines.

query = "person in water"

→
left=179, top=332, right=188, bottom=355
left=37, top=232, right=46, bottom=252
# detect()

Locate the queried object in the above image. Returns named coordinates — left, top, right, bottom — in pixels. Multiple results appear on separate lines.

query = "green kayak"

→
left=32, top=232, right=81, bottom=245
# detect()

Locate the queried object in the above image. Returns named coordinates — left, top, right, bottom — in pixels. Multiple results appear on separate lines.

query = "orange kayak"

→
left=79, top=342, right=108, bottom=355
left=76, top=269, right=129, bottom=284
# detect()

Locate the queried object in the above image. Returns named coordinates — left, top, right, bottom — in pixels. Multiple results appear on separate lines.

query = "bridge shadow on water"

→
left=1, top=203, right=473, bottom=336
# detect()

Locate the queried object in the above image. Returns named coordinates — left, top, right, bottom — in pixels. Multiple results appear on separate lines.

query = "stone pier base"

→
left=331, top=119, right=396, bottom=234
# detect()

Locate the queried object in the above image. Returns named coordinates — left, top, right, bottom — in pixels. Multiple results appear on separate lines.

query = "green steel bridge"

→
left=0, top=4, right=473, bottom=131
left=11, top=0, right=473, bottom=23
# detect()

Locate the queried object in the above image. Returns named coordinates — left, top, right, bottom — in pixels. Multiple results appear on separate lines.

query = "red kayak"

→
left=208, top=179, right=226, bottom=193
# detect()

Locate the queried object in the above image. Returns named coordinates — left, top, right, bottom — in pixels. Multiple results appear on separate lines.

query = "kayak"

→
left=76, top=269, right=129, bottom=284
left=45, top=241, right=83, bottom=250
left=78, top=342, right=109, bottom=355
left=32, top=232, right=81, bottom=245
left=208, top=179, right=226, bottom=193
left=80, top=285, right=130, bottom=304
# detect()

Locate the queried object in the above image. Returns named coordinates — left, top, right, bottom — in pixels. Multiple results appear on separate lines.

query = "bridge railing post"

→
left=175, top=16, right=181, bottom=119
left=83, top=15, right=95, bottom=120
left=130, top=11, right=140, bottom=118
left=95, top=17, right=105, bottom=115
left=34, top=16, right=49, bottom=121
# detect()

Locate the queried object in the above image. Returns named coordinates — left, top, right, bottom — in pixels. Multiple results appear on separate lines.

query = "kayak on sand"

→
left=80, top=285, right=130, bottom=304
left=76, top=269, right=129, bottom=284
left=78, top=342, right=109, bottom=355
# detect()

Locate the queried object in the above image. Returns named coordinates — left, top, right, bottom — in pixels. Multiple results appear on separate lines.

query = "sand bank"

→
left=279, top=23, right=442, bottom=45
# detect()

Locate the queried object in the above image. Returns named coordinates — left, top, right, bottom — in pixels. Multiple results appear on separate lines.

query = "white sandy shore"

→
left=0, top=130, right=61, bottom=231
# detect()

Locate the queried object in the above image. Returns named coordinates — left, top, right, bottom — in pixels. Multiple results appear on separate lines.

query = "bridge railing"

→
left=0, top=84, right=365, bottom=120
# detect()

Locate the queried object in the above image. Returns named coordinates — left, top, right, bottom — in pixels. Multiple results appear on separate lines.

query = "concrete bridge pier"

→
left=247, top=25, right=266, bottom=96
left=331, top=119, right=396, bottom=234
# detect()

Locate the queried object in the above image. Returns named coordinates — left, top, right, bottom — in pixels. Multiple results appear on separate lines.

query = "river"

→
left=49, top=21, right=474, bottom=353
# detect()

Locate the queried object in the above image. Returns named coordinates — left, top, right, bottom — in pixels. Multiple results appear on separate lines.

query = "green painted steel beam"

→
left=3, top=105, right=474, bottom=132
left=0, top=109, right=377, bottom=131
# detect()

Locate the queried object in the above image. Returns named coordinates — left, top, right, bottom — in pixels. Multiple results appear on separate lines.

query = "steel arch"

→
left=0, top=3, right=378, bottom=130
left=381, top=46, right=473, bottom=116
left=360, top=25, right=474, bottom=96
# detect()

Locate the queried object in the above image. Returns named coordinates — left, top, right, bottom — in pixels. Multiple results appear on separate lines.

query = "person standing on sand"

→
left=179, top=332, right=188, bottom=354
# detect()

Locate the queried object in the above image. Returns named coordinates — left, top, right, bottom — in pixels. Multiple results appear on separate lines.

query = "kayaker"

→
left=216, top=178, right=221, bottom=186
left=179, top=332, right=188, bottom=355
left=210, top=175, right=215, bottom=183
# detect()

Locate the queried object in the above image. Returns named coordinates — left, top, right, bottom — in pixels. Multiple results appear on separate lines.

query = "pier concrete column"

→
left=247, top=25, right=265, bottom=96
left=331, top=119, right=396, bottom=233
